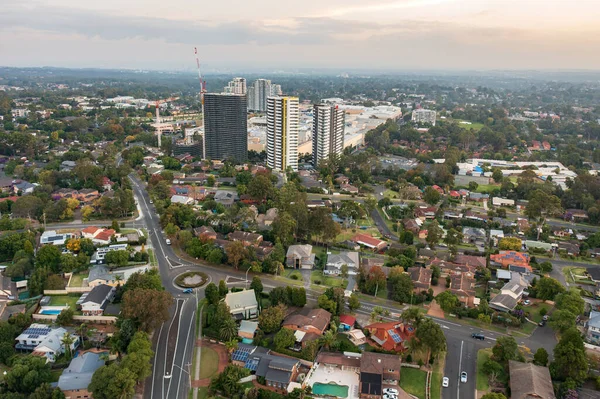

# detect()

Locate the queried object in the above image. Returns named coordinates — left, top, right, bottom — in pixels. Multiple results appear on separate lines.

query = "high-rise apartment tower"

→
left=266, top=96, right=299, bottom=172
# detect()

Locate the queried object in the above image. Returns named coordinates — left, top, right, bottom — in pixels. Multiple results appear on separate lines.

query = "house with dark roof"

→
left=489, top=274, right=528, bottom=312
left=58, top=352, right=105, bottom=398
left=462, top=227, right=486, bottom=244
left=508, top=360, right=556, bottom=399
left=407, top=267, right=433, bottom=291
left=283, top=308, right=331, bottom=348
left=557, top=241, right=580, bottom=256
left=360, top=352, right=402, bottom=399
left=363, top=321, right=414, bottom=352
left=454, top=254, right=487, bottom=268
left=193, top=226, right=217, bottom=241
left=229, top=231, right=263, bottom=246
left=586, top=267, right=600, bottom=284
left=402, top=219, right=420, bottom=235
left=80, top=284, right=115, bottom=316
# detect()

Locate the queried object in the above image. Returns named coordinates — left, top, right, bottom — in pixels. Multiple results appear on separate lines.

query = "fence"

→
left=43, top=287, right=93, bottom=295
left=32, top=314, right=117, bottom=324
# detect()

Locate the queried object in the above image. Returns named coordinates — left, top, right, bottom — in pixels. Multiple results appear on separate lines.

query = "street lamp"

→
left=245, top=268, right=250, bottom=290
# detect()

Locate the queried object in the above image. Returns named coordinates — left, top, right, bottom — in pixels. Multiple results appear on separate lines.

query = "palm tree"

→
left=76, top=322, right=89, bottom=346
left=115, top=275, right=123, bottom=286
left=225, top=339, right=238, bottom=355
left=319, top=330, right=336, bottom=350
left=219, top=318, right=238, bottom=342
left=61, top=332, right=76, bottom=361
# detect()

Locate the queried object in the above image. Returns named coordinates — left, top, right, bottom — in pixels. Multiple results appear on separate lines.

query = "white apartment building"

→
left=266, top=96, right=299, bottom=172
left=312, top=104, right=345, bottom=166
left=224, top=77, right=247, bottom=95
left=411, top=109, right=437, bottom=126
left=11, top=108, right=30, bottom=118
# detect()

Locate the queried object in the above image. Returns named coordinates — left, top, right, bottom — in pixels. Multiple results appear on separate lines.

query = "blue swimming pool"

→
left=40, top=310, right=62, bottom=315
left=242, top=338, right=253, bottom=344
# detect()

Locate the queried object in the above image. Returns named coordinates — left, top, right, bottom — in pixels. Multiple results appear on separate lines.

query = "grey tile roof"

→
left=58, top=352, right=105, bottom=391
left=82, top=284, right=113, bottom=306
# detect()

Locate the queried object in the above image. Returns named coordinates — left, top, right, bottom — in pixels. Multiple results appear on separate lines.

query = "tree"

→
left=536, top=277, right=565, bottom=300
left=121, top=351, right=153, bottom=384
left=537, top=261, right=553, bottom=273
left=104, top=250, right=130, bottom=267
left=341, top=264, right=349, bottom=279
left=364, top=196, right=377, bottom=214
left=550, top=328, right=588, bottom=383
left=0, top=341, right=14, bottom=365
left=250, top=277, right=263, bottom=297
left=36, top=245, right=61, bottom=272
left=225, top=241, right=248, bottom=270
left=79, top=238, right=95, bottom=256
left=549, top=310, right=576, bottom=333
left=12, top=195, right=44, bottom=219
left=272, top=212, right=297, bottom=247
left=389, top=270, right=414, bottom=304
left=423, top=187, right=441, bottom=205
left=81, top=205, right=94, bottom=221
left=426, top=220, right=443, bottom=249
left=525, top=189, right=563, bottom=239
left=320, top=329, right=337, bottom=350
left=273, top=328, right=295, bottom=351
left=401, top=307, right=424, bottom=327
left=435, top=291, right=459, bottom=313
left=219, top=317, right=238, bottom=342
left=164, top=222, right=179, bottom=238
left=29, top=383, right=66, bottom=399
left=89, top=363, right=136, bottom=399
left=491, top=168, right=504, bottom=184
left=348, top=294, right=360, bottom=311
left=414, top=319, right=447, bottom=359
left=121, top=289, right=174, bottom=332
left=533, top=347, right=549, bottom=366
left=498, top=237, right=522, bottom=251
left=218, top=280, right=228, bottom=298
left=492, top=336, right=519, bottom=364
left=205, top=283, right=219, bottom=305
left=5, top=356, right=53, bottom=394
left=258, top=304, right=286, bottom=334
left=56, top=308, right=74, bottom=326
left=555, top=289, right=585, bottom=315
left=123, top=269, right=163, bottom=292
left=247, top=174, right=273, bottom=201
left=481, top=393, right=507, bottom=399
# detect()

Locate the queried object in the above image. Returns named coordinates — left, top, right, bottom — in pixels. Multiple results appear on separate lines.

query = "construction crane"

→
left=194, top=47, right=207, bottom=159
left=153, top=97, right=179, bottom=148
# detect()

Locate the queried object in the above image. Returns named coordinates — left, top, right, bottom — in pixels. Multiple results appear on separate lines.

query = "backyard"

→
left=399, top=367, right=427, bottom=399
left=68, top=272, right=88, bottom=287
left=48, top=295, right=80, bottom=310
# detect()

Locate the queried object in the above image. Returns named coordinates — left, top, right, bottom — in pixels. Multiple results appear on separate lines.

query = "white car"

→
left=383, top=388, right=398, bottom=395
left=460, top=372, right=468, bottom=383
left=442, top=377, right=449, bottom=387
left=383, top=394, right=397, bottom=399
left=149, top=200, right=153, bottom=204
left=523, top=299, right=531, bottom=305
left=165, top=238, right=171, bottom=245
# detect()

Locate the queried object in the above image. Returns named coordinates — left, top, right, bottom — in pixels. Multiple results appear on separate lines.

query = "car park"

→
left=460, top=372, right=468, bottom=383
left=471, top=333, right=485, bottom=340
left=442, top=377, right=449, bottom=387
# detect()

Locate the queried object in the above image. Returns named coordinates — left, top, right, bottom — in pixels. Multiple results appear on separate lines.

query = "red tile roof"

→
left=81, top=226, right=101, bottom=235
left=352, top=234, right=386, bottom=249
left=339, top=315, right=356, bottom=327
left=95, top=229, right=116, bottom=242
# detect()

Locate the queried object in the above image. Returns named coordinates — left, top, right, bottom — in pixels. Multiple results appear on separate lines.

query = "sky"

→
left=1, top=0, right=600, bottom=71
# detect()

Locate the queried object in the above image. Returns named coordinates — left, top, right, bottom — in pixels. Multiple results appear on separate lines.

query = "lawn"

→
left=476, top=348, right=491, bottom=392
left=199, top=347, right=219, bottom=379
left=48, top=295, right=80, bottom=309
left=311, top=271, right=347, bottom=288
left=68, top=272, right=88, bottom=287
left=148, top=249, right=158, bottom=267
left=399, top=367, right=427, bottom=399
left=475, top=183, right=500, bottom=193
left=526, top=302, right=553, bottom=323
left=453, top=119, right=485, bottom=131
left=335, top=227, right=381, bottom=243
left=563, top=267, right=593, bottom=284
left=430, top=353, right=445, bottom=399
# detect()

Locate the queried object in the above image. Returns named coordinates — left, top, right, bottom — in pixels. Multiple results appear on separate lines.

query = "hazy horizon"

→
left=2, top=0, right=600, bottom=71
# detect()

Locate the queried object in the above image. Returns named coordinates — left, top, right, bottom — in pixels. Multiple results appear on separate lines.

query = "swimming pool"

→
left=312, top=382, right=349, bottom=398
left=40, top=310, right=62, bottom=315
left=241, top=338, right=253, bottom=344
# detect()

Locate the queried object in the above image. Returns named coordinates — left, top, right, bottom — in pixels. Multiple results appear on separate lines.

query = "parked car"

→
left=460, top=372, right=468, bottom=383
left=442, top=377, right=449, bottom=387
left=538, top=320, right=546, bottom=327
left=166, top=238, right=171, bottom=245
left=471, top=333, right=485, bottom=340
left=383, top=394, right=397, bottom=399
left=383, top=389, right=398, bottom=395
left=523, top=299, right=531, bottom=305
left=542, top=315, right=549, bottom=321
left=149, top=199, right=153, bottom=204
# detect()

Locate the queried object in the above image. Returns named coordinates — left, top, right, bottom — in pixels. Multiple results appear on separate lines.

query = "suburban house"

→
left=324, top=252, right=359, bottom=275
left=587, top=268, right=600, bottom=285
left=340, top=183, right=359, bottom=194
left=407, top=267, right=433, bottom=291
left=402, top=219, right=421, bottom=235
left=283, top=308, right=331, bottom=348
left=224, top=289, right=259, bottom=320
left=286, top=245, right=315, bottom=269
left=453, top=254, right=487, bottom=269
left=229, top=231, right=263, bottom=246
left=193, top=226, right=217, bottom=241
left=256, top=208, right=278, bottom=229
left=363, top=321, right=415, bottom=352
left=339, top=315, right=356, bottom=331
left=462, top=227, right=486, bottom=244
left=557, top=241, right=580, bottom=256
left=414, top=206, right=437, bottom=221
left=86, top=264, right=150, bottom=287
left=40, top=230, right=77, bottom=246
left=492, top=197, right=515, bottom=207
left=351, top=234, right=387, bottom=251
left=214, top=190, right=238, bottom=207
left=489, top=274, right=529, bottom=312
left=231, top=344, right=302, bottom=392
left=170, top=194, right=195, bottom=205
left=76, top=189, right=100, bottom=204
left=15, top=324, right=79, bottom=363
left=564, top=209, right=588, bottom=222
left=490, top=251, right=531, bottom=271
left=79, top=284, right=116, bottom=316
left=58, top=352, right=105, bottom=399
left=508, top=360, right=556, bottom=399
left=90, top=243, right=129, bottom=264
left=450, top=273, right=477, bottom=307
left=586, top=311, right=600, bottom=345
left=238, top=320, right=259, bottom=342
left=360, top=351, right=403, bottom=399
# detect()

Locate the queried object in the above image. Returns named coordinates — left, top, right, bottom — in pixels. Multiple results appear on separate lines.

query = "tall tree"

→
left=89, top=363, right=136, bottom=399
left=121, top=289, right=173, bottom=332
left=426, top=220, right=443, bottom=249
left=414, top=319, right=447, bottom=359
left=491, top=336, right=519, bottom=365
left=225, top=241, right=248, bottom=270
left=550, top=328, right=588, bottom=383
left=258, top=304, right=286, bottom=334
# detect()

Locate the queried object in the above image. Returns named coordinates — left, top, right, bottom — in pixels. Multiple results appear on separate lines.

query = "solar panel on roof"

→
left=388, top=330, right=402, bottom=343
left=246, top=359, right=259, bottom=371
left=232, top=351, right=250, bottom=362
left=29, top=334, right=39, bottom=339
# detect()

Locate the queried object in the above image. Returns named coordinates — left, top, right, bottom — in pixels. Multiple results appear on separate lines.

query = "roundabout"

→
left=174, top=271, right=209, bottom=288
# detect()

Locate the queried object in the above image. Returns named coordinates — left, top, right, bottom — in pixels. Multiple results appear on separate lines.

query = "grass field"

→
left=311, top=271, right=347, bottom=288
left=199, top=347, right=219, bottom=379
left=68, top=272, right=88, bottom=287
left=453, top=119, right=485, bottom=131
left=48, top=295, right=80, bottom=309
left=400, top=367, right=427, bottom=399
left=476, top=349, right=491, bottom=392
left=475, top=183, right=500, bottom=193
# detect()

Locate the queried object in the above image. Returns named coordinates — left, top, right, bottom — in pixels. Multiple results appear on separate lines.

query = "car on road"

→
left=149, top=199, right=153, bottom=204
left=182, top=288, right=193, bottom=294
left=460, top=372, right=468, bottom=383
left=442, top=377, right=449, bottom=387
left=166, top=238, right=171, bottom=245
left=471, top=333, right=485, bottom=340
